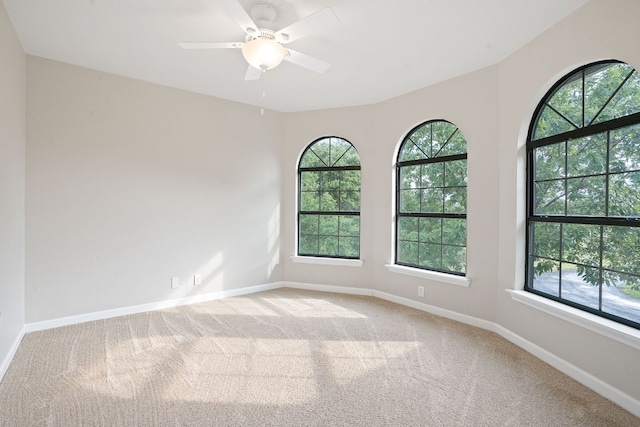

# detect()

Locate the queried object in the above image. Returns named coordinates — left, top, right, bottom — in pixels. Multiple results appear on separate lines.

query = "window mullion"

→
left=605, top=131, right=611, bottom=216
left=581, top=69, right=585, bottom=128
left=316, top=214, right=320, bottom=255
left=559, top=223, right=563, bottom=299
left=564, top=140, right=568, bottom=216
left=598, top=225, right=604, bottom=311
left=588, top=70, right=634, bottom=127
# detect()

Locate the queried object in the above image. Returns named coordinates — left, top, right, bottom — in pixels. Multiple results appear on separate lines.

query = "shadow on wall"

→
left=180, top=202, right=281, bottom=296
left=267, top=203, right=281, bottom=281
left=193, top=252, right=225, bottom=291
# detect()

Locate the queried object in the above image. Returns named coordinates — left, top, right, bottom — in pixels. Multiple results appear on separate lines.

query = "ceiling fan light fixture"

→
left=241, top=37, right=288, bottom=70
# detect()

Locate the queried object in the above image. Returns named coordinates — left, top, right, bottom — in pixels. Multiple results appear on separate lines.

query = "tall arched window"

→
left=396, top=120, right=467, bottom=275
left=298, top=137, right=360, bottom=258
left=526, top=60, right=640, bottom=328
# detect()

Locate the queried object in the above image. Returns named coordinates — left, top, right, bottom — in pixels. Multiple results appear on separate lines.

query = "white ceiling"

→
left=4, top=0, right=588, bottom=112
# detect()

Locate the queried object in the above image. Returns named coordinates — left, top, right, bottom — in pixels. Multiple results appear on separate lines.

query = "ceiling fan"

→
left=179, top=0, right=338, bottom=80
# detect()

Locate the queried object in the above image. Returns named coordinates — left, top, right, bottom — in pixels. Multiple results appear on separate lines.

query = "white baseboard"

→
left=6, top=279, right=640, bottom=417
left=284, top=281, right=373, bottom=296
left=494, top=325, right=640, bottom=417
left=0, top=325, right=26, bottom=383
left=24, top=282, right=285, bottom=333
left=372, top=290, right=496, bottom=331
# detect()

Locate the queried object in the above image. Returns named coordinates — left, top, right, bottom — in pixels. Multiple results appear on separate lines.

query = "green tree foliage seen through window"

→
left=396, top=120, right=467, bottom=275
left=527, top=60, right=640, bottom=328
left=298, top=137, right=360, bottom=258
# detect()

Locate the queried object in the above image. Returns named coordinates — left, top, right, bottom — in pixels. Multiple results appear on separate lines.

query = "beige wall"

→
left=0, top=1, right=25, bottom=371
left=282, top=65, right=500, bottom=322
left=25, top=57, right=284, bottom=322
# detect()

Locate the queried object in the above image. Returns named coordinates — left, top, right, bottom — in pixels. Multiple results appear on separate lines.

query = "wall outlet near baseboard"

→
left=194, top=274, right=202, bottom=286
left=418, top=286, right=425, bottom=297
left=171, top=277, right=180, bottom=289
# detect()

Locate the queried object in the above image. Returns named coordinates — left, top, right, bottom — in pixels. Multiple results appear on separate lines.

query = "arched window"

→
left=298, top=137, right=360, bottom=258
left=526, top=60, right=640, bottom=328
left=396, top=120, right=467, bottom=275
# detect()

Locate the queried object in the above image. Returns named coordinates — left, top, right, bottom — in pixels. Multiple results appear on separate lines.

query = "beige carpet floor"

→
left=0, top=288, right=638, bottom=426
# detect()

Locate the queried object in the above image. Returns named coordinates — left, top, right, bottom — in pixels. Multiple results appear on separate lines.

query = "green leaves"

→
left=566, top=176, right=605, bottom=216
left=398, top=160, right=467, bottom=215
left=529, top=61, right=640, bottom=324
left=532, top=125, right=640, bottom=219
left=398, top=120, right=466, bottom=161
left=535, top=143, right=565, bottom=180
left=299, top=137, right=361, bottom=259
left=586, top=63, right=637, bottom=125
left=533, top=62, right=640, bottom=141
left=300, top=137, right=360, bottom=168
left=534, top=106, right=577, bottom=140
left=605, top=226, right=640, bottom=277
left=530, top=220, right=640, bottom=292
left=300, top=170, right=360, bottom=213
left=548, top=75, right=583, bottom=128
left=397, top=217, right=466, bottom=274
left=397, top=120, right=467, bottom=275
left=298, top=214, right=360, bottom=258
left=567, top=134, right=607, bottom=177
left=562, top=224, right=600, bottom=267
left=610, top=124, right=640, bottom=172
left=609, top=172, right=640, bottom=217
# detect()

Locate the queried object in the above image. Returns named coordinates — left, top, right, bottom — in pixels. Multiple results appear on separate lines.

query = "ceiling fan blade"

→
left=284, top=49, right=331, bottom=74
left=244, top=65, right=263, bottom=81
left=275, top=7, right=338, bottom=44
left=220, top=0, right=259, bottom=36
left=178, top=42, right=241, bottom=49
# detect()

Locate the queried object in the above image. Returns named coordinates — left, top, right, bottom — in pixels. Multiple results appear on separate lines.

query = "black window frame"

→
left=525, top=60, right=640, bottom=329
left=297, top=136, right=361, bottom=259
left=395, top=120, right=468, bottom=276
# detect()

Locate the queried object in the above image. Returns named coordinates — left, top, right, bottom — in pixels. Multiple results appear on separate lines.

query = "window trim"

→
left=386, top=264, right=471, bottom=287
left=525, top=60, right=640, bottom=330
left=507, top=289, right=640, bottom=351
left=292, top=256, right=363, bottom=267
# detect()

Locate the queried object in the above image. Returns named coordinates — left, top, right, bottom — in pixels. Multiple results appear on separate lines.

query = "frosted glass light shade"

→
left=242, top=37, right=288, bottom=70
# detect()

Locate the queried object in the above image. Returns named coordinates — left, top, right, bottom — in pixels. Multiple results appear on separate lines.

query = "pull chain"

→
left=260, top=70, right=266, bottom=116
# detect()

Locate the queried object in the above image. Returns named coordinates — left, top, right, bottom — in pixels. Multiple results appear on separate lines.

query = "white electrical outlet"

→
left=418, top=286, right=425, bottom=297
left=171, top=277, right=180, bottom=289
left=194, top=274, right=202, bottom=286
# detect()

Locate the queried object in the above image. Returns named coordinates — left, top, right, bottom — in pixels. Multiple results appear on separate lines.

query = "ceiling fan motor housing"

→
left=246, top=29, right=276, bottom=42
left=251, top=4, right=276, bottom=23
left=247, top=4, right=289, bottom=43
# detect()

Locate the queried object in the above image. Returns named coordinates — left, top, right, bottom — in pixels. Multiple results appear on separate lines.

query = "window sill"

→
left=291, top=256, right=363, bottom=267
left=506, top=289, right=640, bottom=351
left=385, top=264, right=471, bottom=287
